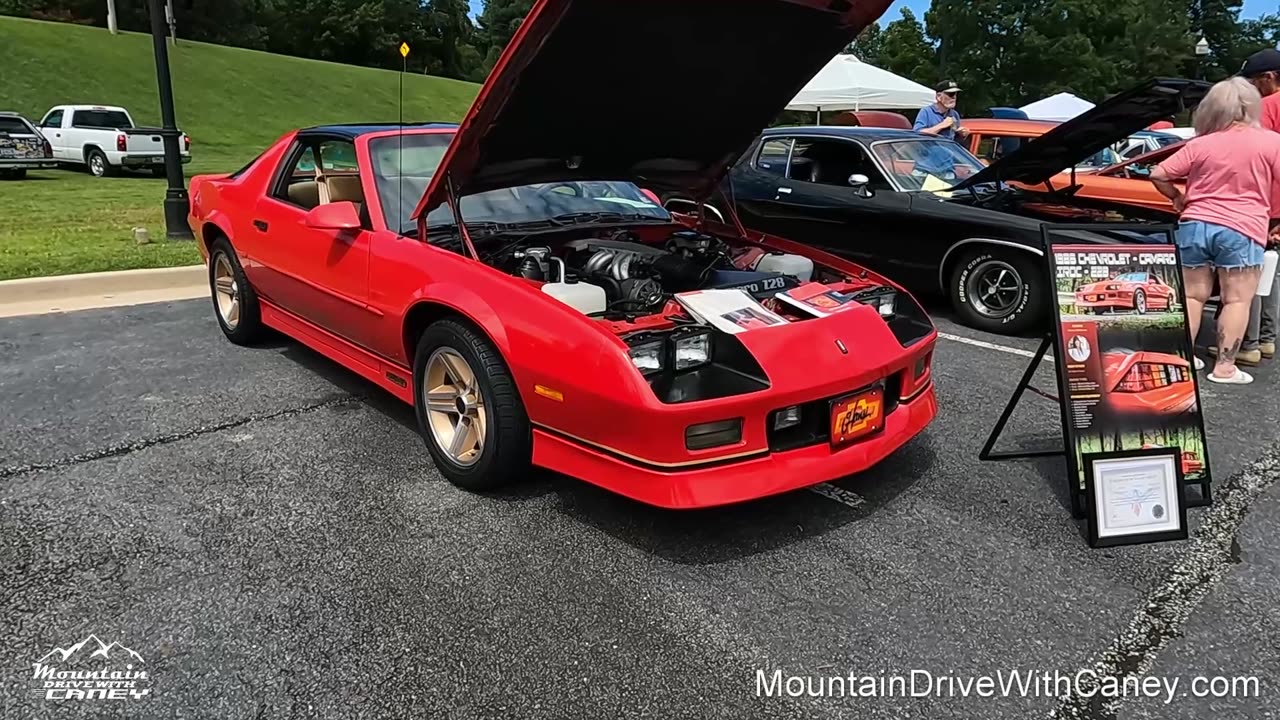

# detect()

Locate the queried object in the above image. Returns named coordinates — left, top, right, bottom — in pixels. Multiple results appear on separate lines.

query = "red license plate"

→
left=829, top=385, right=885, bottom=448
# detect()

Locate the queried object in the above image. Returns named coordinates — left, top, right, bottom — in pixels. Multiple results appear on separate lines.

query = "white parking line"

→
left=938, top=332, right=1053, bottom=363
left=808, top=482, right=865, bottom=508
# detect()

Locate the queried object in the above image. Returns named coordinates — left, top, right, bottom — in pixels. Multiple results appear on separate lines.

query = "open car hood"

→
left=411, top=0, right=891, bottom=220
left=951, top=78, right=1210, bottom=191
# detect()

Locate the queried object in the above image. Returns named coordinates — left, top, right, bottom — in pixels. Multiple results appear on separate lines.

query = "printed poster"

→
left=1048, top=243, right=1213, bottom=501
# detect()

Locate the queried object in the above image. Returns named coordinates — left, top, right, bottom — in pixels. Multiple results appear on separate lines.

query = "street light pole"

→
left=148, top=0, right=192, bottom=239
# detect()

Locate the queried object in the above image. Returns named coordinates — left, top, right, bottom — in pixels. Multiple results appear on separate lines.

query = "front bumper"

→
left=532, top=382, right=937, bottom=509
left=1075, top=296, right=1132, bottom=309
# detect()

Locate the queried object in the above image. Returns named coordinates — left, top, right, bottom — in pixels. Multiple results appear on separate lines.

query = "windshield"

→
left=0, top=117, right=34, bottom=134
left=71, top=109, right=132, bottom=128
left=869, top=139, right=985, bottom=190
left=1113, top=272, right=1150, bottom=282
left=368, top=133, right=671, bottom=235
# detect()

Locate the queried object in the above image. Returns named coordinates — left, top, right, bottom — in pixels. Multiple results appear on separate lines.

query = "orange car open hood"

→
left=953, top=78, right=1210, bottom=191
left=410, top=0, right=891, bottom=220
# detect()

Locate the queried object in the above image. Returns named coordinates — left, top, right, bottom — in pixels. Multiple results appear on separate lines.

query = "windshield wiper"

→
left=550, top=211, right=668, bottom=225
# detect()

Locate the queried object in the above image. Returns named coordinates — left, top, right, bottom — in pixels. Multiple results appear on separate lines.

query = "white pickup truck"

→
left=37, top=104, right=191, bottom=177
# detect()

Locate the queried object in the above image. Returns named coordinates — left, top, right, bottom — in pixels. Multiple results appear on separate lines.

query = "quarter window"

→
left=755, top=139, right=793, bottom=177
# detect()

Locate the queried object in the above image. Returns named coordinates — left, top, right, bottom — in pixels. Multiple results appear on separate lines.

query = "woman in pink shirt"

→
left=1151, top=78, right=1280, bottom=385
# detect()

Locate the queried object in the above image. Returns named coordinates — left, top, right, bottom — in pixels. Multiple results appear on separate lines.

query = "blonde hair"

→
left=1193, top=77, right=1263, bottom=135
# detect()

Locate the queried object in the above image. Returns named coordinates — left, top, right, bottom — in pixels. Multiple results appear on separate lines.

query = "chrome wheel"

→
left=423, top=348, right=486, bottom=467
left=89, top=154, right=105, bottom=176
left=213, top=253, right=240, bottom=330
left=1135, top=290, right=1147, bottom=314
left=966, top=259, right=1023, bottom=318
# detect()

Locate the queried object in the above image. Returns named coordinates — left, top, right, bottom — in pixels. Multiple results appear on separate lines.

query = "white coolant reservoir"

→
left=542, top=280, right=608, bottom=314
left=754, top=252, right=814, bottom=282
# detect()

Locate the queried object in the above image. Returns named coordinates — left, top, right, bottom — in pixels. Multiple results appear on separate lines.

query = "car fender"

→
left=938, top=237, right=1044, bottom=291
left=199, top=209, right=237, bottom=258
left=400, top=279, right=646, bottom=420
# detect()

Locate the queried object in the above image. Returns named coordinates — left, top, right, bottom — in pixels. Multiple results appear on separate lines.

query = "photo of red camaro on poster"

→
left=1102, top=348, right=1196, bottom=416
left=1074, top=271, right=1176, bottom=315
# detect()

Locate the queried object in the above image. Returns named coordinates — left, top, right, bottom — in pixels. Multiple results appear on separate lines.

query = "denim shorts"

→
left=1175, top=220, right=1265, bottom=269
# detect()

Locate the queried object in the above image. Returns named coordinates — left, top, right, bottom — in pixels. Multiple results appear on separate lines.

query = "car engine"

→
left=501, top=229, right=816, bottom=315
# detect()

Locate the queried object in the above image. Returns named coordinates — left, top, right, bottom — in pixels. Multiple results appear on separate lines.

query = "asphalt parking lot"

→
left=2, top=298, right=1279, bottom=719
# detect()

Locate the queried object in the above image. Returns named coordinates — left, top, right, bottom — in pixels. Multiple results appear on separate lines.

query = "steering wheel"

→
left=535, top=182, right=583, bottom=198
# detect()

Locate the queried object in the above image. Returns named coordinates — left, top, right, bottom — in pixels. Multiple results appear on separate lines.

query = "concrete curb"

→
left=0, top=265, right=208, bottom=318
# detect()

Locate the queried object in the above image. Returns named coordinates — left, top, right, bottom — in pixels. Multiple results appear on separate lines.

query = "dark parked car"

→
left=0, top=112, right=56, bottom=180
left=664, top=78, right=1209, bottom=335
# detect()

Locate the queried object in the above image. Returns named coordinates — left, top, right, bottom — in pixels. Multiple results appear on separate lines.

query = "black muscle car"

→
left=663, top=78, right=1209, bottom=335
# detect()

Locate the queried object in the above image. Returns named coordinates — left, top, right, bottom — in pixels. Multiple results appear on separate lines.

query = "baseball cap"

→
left=1239, top=48, right=1280, bottom=77
left=935, top=80, right=961, bottom=94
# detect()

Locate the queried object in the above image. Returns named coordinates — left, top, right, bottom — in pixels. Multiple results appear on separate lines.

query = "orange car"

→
left=1103, top=349, right=1196, bottom=416
left=960, top=118, right=1123, bottom=173
left=1052, top=142, right=1185, bottom=213
left=959, top=118, right=1189, bottom=213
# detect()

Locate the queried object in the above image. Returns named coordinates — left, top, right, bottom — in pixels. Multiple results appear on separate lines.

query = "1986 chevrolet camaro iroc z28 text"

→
left=186, top=0, right=937, bottom=509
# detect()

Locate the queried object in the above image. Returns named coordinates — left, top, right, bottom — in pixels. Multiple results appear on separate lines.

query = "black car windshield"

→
left=367, top=133, right=671, bottom=235
left=869, top=139, right=986, bottom=191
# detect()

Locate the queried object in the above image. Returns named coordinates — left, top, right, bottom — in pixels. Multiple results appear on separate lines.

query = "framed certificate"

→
left=1083, top=447, right=1188, bottom=547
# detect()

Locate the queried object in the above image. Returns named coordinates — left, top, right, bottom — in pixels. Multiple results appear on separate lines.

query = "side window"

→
left=754, top=138, right=792, bottom=177
left=789, top=138, right=891, bottom=190
left=42, top=110, right=63, bottom=129
left=272, top=142, right=322, bottom=210
left=975, top=135, right=1023, bottom=162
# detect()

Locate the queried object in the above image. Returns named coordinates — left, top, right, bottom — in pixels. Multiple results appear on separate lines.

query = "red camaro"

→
left=1103, top=349, right=1196, bottom=416
left=1075, top=271, right=1176, bottom=314
left=187, top=0, right=936, bottom=509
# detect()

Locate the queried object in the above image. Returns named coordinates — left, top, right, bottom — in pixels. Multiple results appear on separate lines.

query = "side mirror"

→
left=848, top=174, right=871, bottom=196
left=304, top=201, right=362, bottom=230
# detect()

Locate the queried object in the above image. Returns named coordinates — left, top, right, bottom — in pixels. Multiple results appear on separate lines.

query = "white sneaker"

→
left=1194, top=357, right=1205, bottom=371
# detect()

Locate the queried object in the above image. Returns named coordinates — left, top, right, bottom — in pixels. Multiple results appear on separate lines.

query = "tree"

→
left=845, top=21, right=883, bottom=64
left=1188, top=0, right=1244, bottom=77
left=421, top=0, right=482, bottom=81
left=876, top=9, right=935, bottom=86
left=473, top=0, right=533, bottom=75
left=926, top=0, right=1190, bottom=114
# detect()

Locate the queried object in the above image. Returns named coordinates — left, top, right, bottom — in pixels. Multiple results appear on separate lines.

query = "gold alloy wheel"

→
left=423, top=348, right=487, bottom=467
left=213, top=254, right=241, bottom=330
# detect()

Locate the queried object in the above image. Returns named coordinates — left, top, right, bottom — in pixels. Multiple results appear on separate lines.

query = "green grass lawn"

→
left=0, top=15, right=480, bottom=280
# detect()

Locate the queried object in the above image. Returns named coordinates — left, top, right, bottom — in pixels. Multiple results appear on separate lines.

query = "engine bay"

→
left=483, top=224, right=900, bottom=333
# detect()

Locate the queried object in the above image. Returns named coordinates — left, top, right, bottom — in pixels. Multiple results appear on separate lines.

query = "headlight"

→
left=674, top=331, right=711, bottom=370
left=875, top=290, right=896, bottom=317
left=628, top=338, right=665, bottom=375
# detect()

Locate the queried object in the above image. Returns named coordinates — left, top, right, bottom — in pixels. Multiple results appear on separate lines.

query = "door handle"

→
left=776, top=187, right=792, bottom=195
left=253, top=220, right=269, bottom=232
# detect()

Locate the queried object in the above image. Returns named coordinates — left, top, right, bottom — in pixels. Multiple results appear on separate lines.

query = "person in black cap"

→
left=913, top=80, right=969, bottom=141
left=1240, top=48, right=1280, bottom=133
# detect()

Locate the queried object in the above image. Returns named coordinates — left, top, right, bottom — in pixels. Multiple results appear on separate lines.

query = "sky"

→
left=466, top=0, right=1273, bottom=23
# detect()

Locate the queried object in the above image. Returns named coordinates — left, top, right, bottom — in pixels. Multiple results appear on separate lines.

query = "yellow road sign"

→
left=399, top=42, right=410, bottom=58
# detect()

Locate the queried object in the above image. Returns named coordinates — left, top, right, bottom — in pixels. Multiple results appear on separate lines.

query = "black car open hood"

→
left=411, top=0, right=891, bottom=220
left=951, top=78, right=1210, bottom=191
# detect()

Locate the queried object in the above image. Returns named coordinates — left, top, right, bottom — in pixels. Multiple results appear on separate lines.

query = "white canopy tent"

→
left=786, top=54, right=935, bottom=118
left=1019, top=92, right=1095, bottom=122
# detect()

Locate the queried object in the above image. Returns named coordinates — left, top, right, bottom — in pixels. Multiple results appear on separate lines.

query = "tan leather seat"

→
left=327, top=175, right=364, bottom=204
left=288, top=181, right=320, bottom=208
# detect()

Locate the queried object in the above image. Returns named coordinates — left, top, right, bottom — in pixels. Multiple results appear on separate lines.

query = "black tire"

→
left=86, top=148, right=114, bottom=177
left=208, top=237, right=265, bottom=345
left=949, top=246, right=1044, bottom=335
left=1133, top=289, right=1147, bottom=315
left=0, top=169, right=27, bottom=180
left=150, top=166, right=166, bottom=178
left=412, top=319, right=532, bottom=491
